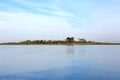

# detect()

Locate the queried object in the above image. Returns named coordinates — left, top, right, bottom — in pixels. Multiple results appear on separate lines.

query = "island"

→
left=0, top=37, right=120, bottom=45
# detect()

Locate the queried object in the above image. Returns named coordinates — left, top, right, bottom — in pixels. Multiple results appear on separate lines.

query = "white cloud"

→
left=83, top=12, right=120, bottom=42
left=0, top=10, right=120, bottom=42
left=0, top=12, right=84, bottom=42
left=0, top=0, right=120, bottom=42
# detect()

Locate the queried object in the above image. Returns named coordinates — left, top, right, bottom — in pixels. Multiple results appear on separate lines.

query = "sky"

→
left=0, top=0, right=120, bottom=42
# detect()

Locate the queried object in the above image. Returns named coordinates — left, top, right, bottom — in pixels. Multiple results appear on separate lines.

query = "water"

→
left=0, top=45, right=120, bottom=80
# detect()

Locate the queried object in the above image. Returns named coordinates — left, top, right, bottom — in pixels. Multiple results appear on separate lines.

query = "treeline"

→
left=0, top=40, right=66, bottom=45
left=0, top=39, right=117, bottom=45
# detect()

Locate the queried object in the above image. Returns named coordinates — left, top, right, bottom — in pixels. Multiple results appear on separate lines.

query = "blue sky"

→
left=0, top=0, right=120, bottom=42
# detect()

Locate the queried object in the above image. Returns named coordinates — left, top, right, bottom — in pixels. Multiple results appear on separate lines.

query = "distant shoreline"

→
left=0, top=37, right=120, bottom=45
left=0, top=43, right=120, bottom=46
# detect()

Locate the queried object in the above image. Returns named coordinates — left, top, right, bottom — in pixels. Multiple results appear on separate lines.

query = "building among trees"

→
left=66, top=37, right=74, bottom=44
left=78, top=38, right=87, bottom=43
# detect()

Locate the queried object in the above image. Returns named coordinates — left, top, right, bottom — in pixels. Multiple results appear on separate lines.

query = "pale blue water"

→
left=0, top=45, right=120, bottom=80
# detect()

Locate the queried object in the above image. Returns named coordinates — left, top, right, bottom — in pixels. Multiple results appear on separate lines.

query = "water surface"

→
left=0, top=45, right=120, bottom=80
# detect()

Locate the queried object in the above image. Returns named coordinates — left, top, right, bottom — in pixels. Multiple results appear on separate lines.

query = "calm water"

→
left=0, top=45, right=120, bottom=80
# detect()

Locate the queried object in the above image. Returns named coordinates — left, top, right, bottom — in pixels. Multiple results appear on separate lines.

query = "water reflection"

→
left=0, top=45, right=120, bottom=80
left=66, top=45, right=74, bottom=55
left=78, top=46, right=86, bottom=56
left=66, top=45, right=86, bottom=55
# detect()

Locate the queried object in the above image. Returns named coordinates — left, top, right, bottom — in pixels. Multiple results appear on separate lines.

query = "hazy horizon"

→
left=0, top=0, right=120, bottom=42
